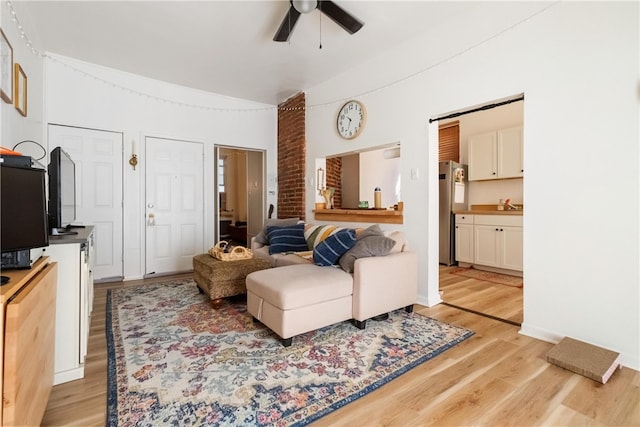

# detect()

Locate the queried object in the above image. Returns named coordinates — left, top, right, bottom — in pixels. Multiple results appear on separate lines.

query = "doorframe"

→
left=430, top=95, right=525, bottom=318
left=214, top=145, right=266, bottom=245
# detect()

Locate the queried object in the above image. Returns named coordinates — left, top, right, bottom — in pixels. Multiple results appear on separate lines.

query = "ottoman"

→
left=193, top=254, right=271, bottom=308
left=246, top=264, right=353, bottom=346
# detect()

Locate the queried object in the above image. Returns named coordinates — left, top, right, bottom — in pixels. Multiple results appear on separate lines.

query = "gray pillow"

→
left=254, top=217, right=300, bottom=245
left=357, top=224, right=385, bottom=240
left=338, top=235, right=396, bottom=273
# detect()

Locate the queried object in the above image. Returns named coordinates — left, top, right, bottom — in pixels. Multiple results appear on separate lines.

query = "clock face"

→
left=337, top=100, right=366, bottom=139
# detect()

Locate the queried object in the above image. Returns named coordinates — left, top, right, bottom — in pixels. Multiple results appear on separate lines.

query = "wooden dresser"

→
left=0, top=257, right=57, bottom=426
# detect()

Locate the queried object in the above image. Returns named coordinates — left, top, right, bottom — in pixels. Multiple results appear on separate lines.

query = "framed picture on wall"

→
left=0, top=28, right=13, bottom=104
left=14, top=63, right=26, bottom=116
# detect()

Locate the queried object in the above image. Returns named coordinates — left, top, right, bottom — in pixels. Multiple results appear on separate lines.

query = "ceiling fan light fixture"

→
left=292, top=0, right=318, bottom=14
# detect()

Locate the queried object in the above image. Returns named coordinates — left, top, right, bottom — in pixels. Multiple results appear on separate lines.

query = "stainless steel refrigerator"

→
left=439, top=161, right=468, bottom=265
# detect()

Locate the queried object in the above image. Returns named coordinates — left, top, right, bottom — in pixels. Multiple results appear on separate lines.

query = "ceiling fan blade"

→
left=318, top=1, right=363, bottom=34
left=273, top=5, right=302, bottom=42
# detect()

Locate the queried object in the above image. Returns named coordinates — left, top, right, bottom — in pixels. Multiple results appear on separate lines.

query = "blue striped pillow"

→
left=313, top=229, right=357, bottom=267
left=267, top=223, right=309, bottom=254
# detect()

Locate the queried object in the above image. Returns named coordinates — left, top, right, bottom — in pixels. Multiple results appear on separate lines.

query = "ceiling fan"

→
left=273, top=0, right=364, bottom=42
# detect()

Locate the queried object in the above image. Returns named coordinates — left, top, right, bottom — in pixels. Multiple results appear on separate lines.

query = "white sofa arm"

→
left=352, top=251, right=418, bottom=322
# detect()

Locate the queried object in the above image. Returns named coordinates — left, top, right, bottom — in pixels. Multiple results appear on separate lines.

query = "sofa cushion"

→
left=387, top=230, right=407, bottom=253
left=254, top=217, right=300, bottom=245
left=338, top=234, right=396, bottom=273
left=246, top=264, right=353, bottom=310
left=313, top=229, right=357, bottom=266
left=267, top=223, right=309, bottom=254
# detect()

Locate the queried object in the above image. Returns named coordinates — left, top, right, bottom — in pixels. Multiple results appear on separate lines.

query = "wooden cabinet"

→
left=43, top=227, right=95, bottom=385
left=0, top=257, right=58, bottom=427
left=497, top=127, right=524, bottom=179
left=455, top=214, right=523, bottom=272
left=468, top=126, right=523, bottom=181
left=474, top=215, right=523, bottom=271
left=455, top=215, right=474, bottom=263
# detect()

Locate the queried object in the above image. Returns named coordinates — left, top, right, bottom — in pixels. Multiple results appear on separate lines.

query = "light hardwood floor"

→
left=439, top=265, right=524, bottom=325
left=42, top=273, right=639, bottom=426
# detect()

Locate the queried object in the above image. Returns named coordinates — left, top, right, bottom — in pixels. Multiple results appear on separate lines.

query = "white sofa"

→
left=247, top=226, right=418, bottom=346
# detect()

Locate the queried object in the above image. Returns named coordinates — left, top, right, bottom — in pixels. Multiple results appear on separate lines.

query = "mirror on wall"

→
left=320, top=143, right=401, bottom=209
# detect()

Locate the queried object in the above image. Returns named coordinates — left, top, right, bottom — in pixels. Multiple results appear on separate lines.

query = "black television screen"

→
left=1, top=165, right=49, bottom=252
left=48, top=147, right=77, bottom=234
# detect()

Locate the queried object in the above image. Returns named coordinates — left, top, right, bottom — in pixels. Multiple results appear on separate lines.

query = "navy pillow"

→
left=313, top=229, right=357, bottom=266
left=267, top=223, right=308, bottom=254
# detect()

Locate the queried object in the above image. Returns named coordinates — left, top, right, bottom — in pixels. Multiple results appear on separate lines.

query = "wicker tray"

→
left=209, top=241, right=253, bottom=261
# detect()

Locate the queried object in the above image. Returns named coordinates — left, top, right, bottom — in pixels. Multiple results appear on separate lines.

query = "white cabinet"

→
left=43, top=227, right=94, bottom=385
left=455, top=215, right=523, bottom=272
left=474, top=215, right=523, bottom=271
left=455, top=215, right=474, bottom=263
left=468, top=126, right=523, bottom=181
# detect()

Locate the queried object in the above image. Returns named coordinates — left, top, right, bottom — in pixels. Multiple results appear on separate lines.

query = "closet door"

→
left=48, top=125, right=124, bottom=281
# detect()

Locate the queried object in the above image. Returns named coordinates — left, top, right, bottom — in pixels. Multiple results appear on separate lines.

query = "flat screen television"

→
left=1, top=164, right=49, bottom=271
left=48, top=147, right=78, bottom=235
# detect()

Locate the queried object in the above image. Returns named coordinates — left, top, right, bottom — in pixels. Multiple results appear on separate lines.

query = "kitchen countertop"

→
left=454, top=209, right=523, bottom=216
left=454, top=204, right=524, bottom=216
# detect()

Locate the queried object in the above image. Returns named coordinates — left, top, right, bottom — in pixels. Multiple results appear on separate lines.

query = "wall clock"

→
left=337, top=100, right=366, bottom=140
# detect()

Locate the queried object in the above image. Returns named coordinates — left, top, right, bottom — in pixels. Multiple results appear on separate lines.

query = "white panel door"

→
left=145, top=137, right=204, bottom=275
left=48, top=125, right=123, bottom=281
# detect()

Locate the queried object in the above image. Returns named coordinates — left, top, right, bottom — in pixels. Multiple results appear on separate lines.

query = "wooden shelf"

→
left=313, top=208, right=403, bottom=224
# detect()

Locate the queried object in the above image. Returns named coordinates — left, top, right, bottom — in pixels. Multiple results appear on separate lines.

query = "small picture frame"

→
left=0, top=28, right=13, bottom=104
left=14, top=63, right=26, bottom=116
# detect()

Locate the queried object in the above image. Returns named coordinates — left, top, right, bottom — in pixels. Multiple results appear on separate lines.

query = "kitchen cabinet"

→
left=0, top=257, right=57, bottom=427
left=468, top=126, right=523, bottom=181
left=474, top=215, right=523, bottom=271
left=43, top=227, right=95, bottom=385
left=455, top=215, right=474, bottom=263
left=455, top=214, right=523, bottom=272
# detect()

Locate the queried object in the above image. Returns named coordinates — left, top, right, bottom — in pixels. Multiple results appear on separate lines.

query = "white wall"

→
left=44, top=54, right=277, bottom=280
left=359, top=149, right=400, bottom=208
left=305, top=2, right=639, bottom=369
left=1, top=7, right=44, bottom=161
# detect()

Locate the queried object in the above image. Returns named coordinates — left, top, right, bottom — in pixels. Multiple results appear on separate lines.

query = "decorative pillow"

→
left=305, top=224, right=348, bottom=249
left=254, top=217, right=300, bottom=245
left=356, top=224, right=385, bottom=240
left=313, top=229, right=357, bottom=266
left=267, top=223, right=308, bottom=254
left=338, top=235, right=396, bottom=273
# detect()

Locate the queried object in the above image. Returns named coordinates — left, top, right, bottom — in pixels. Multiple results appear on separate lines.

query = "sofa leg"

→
left=353, top=319, right=367, bottom=330
left=405, top=304, right=414, bottom=313
left=282, top=337, right=293, bottom=347
left=372, top=313, right=389, bottom=321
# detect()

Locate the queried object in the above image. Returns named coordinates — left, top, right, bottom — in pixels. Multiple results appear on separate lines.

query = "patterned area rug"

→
left=449, top=267, right=523, bottom=288
left=106, top=279, right=473, bottom=426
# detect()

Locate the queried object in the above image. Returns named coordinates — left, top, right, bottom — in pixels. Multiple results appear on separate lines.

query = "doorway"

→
left=215, top=146, right=265, bottom=246
left=436, top=97, right=524, bottom=323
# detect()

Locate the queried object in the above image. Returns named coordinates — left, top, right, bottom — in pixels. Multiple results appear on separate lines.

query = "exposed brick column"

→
left=325, top=157, right=342, bottom=208
left=277, top=92, right=306, bottom=220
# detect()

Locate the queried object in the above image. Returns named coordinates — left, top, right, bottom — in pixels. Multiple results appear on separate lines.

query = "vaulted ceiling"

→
left=15, top=1, right=493, bottom=105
